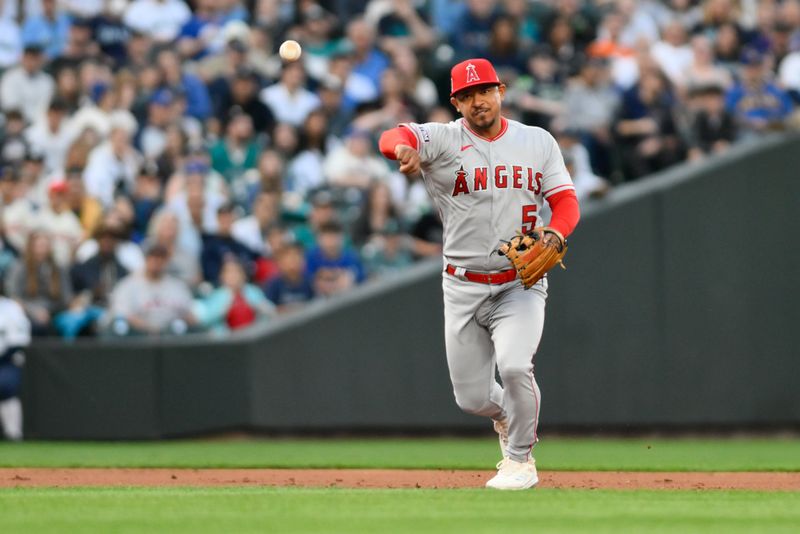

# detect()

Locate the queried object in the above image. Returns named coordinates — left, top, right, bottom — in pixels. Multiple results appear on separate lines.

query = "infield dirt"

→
left=2, top=468, right=798, bottom=490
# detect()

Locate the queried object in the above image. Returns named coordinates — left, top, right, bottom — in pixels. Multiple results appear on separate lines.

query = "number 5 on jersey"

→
left=522, top=205, right=537, bottom=233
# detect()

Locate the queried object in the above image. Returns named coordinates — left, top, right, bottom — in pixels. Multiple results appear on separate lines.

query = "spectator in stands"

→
left=0, top=167, right=36, bottom=253
left=449, top=0, right=499, bottom=60
left=21, top=0, right=71, bottom=61
left=82, top=110, right=141, bottom=208
left=264, top=241, right=315, bottom=312
left=560, top=56, right=619, bottom=177
left=346, top=17, right=390, bottom=97
left=291, top=189, right=338, bottom=250
left=0, top=44, right=54, bottom=123
left=259, top=61, right=320, bottom=127
left=91, top=0, right=131, bottom=67
left=130, top=163, right=163, bottom=242
left=107, top=241, right=195, bottom=337
left=65, top=167, right=103, bottom=237
left=686, top=83, right=737, bottom=161
left=0, top=8, right=22, bottom=70
left=0, top=110, right=30, bottom=169
left=139, top=89, right=176, bottom=160
left=323, top=128, right=391, bottom=191
left=375, top=0, right=436, bottom=55
left=410, top=208, right=443, bottom=259
left=232, top=190, right=281, bottom=255
left=25, top=98, right=71, bottom=177
left=361, top=218, right=413, bottom=279
left=220, top=67, right=275, bottom=134
left=123, top=0, right=191, bottom=44
left=351, top=180, right=400, bottom=247
left=726, top=48, right=794, bottom=137
left=614, top=68, right=684, bottom=180
left=36, top=180, right=84, bottom=267
left=144, top=210, right=201, bottom=286
left=193, top=257, right=275, bottom=333
left=201, top=203, right=259, bottom=285
left=4, top=230, right=72, bottom=336
left=779, top=42, right=800, bottom=104
left=684, top=35, right=733, bottom=91
left=75, top=209, right=144, bottom=273
left=511, top=47, right=565, bottom=129
left=57, top=223, right=127, bottom=339
left=554, top=128, right=610, bottom=201
left=210, top=107, right=262, bottom=186
left=307, top=220, right=365, bottom=298
left=157, top=48, right=212, bottom=121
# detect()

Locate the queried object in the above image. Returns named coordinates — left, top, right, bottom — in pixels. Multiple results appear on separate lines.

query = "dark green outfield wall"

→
left=22, top=135, right=800, bottom=439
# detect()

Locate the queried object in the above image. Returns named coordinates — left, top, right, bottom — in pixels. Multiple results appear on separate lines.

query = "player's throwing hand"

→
left=394, top=144, right=421, bottom=175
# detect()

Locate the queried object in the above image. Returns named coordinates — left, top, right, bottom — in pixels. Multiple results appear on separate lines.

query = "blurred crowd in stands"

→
left=0, top=0, right=797, bottom=339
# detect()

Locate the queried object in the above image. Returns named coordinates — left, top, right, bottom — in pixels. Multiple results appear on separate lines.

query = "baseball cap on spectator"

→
left=90, top=82, right=109, bottom=104
left=48, top=180, right=68, bottom=194
left=184, top=159, right=209, bottom=174
left=22, top=43, right=44, bottom=54
left=740, top=47, right=764, bottom=66
left=450, top=58, right=501, bottom=97
left=150, top=88, right=174, bottom=107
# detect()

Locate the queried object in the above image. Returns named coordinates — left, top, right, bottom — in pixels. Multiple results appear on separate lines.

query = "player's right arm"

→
left=379, top=122, right=449, bottom=174
left=379, top=126, right=421, bottom=174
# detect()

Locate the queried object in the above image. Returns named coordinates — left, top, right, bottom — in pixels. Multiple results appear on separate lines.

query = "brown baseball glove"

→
left=498, top=227, right=568, bottom=289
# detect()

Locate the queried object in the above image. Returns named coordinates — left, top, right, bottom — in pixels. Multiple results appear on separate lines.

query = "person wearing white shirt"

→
left=651, top=20, right=695, bottom=88
left=231, top=190, right=281, bottom=254
left=779, top=50, right=800, bottom=98
left=123, top=0, right=191, bottom=43
left=82, top=111, right=141, bottom=208
left=323, top=129, right=391, bottom=190
left=24, top=98, right=72, bottom=177
left=0, top=45, right=54, bottom=123
left=259, top=61, right=321, bottom=127
left=35, top=181, right=84, bottom=268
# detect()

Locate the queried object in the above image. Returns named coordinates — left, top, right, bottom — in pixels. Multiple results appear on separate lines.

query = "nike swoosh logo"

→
left=460, top=145, right=473, bottom=151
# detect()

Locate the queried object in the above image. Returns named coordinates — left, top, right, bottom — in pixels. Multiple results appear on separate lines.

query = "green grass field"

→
left=1, top=437, right=798, bottom=471
left=1, top=437, right=799, bottom=533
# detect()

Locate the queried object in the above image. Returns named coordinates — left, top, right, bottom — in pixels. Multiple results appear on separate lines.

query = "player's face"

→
left=450, top=84, right=506, bottom=133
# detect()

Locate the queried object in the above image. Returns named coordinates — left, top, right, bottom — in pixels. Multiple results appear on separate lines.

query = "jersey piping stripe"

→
left=543, top=184, right=575, bottom=198
left=461, top=117, right=509, bottom=142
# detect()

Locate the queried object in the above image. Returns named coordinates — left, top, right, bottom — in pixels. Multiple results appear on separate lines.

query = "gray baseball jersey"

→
left=401, top=117, right=574, bottom=271
left=400, top=117, right=574, bottom=462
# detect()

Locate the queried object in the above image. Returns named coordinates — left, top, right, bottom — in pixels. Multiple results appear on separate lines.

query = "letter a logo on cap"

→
left=465, top=63, right=480, bottom=83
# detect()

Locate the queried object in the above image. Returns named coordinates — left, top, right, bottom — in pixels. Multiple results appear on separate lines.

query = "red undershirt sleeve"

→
left=379, top=126, right=418, bottom=160
left=546, top=189, right=580, bottom=238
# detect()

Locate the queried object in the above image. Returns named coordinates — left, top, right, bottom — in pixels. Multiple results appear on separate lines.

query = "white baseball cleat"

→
left=492, top=418, right=509, bottom=458
left=485, top=457, right=538, bottom=490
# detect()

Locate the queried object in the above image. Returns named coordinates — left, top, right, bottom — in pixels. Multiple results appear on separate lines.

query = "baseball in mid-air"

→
left=279, top=40, right=302, bottom=62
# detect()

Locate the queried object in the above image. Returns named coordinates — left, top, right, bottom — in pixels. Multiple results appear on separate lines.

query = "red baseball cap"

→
left=48, top=180, right=68, bottom=194
left=450, top=58, right=501, bottom=97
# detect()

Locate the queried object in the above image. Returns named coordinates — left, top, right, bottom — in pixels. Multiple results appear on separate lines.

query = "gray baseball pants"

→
left=442, top=273, right=547, bottom=462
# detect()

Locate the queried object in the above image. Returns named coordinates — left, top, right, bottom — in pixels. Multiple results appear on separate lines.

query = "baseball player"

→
left=379, top=59, right=580, bottom=490
left=0, top=292, right=31, bottom=441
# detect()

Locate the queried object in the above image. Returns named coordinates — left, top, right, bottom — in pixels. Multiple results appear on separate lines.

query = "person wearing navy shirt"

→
left=201, top=203, right=259, bottom=285
left=306, top=220, right=365, bottom=297
left=264, top=242, right=315, bottom=311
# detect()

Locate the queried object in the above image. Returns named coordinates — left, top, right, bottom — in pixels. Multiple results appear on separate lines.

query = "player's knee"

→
left=497, top=362, right=533, bottom=385
left=453, top=388, right=490, bottom=415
